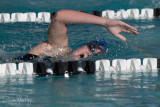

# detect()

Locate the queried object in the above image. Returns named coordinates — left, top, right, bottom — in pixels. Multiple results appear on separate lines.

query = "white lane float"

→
left=24, top=12, right=36, bottom=22
left=19, top=62, right=34, bottom=74
left=140, top=8, right=154, bottom=19
left=37, top=12, right=50, bottom=22
left=11, top=13, right=27, bottom=22
left=1, top=13, right=10, bottom=22
left=112, top=59, right=127, bottom=71
left=0, top=8, right=160, bottom=23
left=116, top=9, right=129, bottom=19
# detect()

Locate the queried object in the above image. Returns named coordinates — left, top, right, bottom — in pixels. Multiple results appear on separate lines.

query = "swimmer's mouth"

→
left=80, top=54, right=84, bottom=58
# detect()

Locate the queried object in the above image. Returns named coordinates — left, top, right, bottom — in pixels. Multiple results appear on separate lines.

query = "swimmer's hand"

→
left=105, top=19, right=139, bottom=41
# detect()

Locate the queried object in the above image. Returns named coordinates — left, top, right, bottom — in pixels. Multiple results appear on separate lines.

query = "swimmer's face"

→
left=72, top=45, right=102, bottom=60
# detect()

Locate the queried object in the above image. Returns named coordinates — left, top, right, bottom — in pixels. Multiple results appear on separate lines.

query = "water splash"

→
left=152, top=0, right=160, bottom=8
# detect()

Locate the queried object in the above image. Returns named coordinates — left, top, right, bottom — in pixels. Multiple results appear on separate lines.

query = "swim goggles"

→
left=85, top=38, right=108, bottom=55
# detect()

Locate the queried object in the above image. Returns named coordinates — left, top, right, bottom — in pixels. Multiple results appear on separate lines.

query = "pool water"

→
left=0, top=0, right=160, bottom=106
left=0, top=71, right=160, bottom=106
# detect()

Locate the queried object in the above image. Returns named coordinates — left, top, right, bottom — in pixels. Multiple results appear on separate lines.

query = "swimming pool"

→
left=1, top=0, right=160, bottom=106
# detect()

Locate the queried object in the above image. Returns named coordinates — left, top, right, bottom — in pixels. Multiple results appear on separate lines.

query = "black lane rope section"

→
left=154, top=8, right=160, bottom=18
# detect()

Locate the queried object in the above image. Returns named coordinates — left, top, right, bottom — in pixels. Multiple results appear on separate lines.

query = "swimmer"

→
left=14, top=10, right=139, bottom=61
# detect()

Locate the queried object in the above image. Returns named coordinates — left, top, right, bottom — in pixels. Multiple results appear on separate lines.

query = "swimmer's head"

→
left=86, top=38, right=108, bottom=54
left=72, top=38, right=108, bottom=60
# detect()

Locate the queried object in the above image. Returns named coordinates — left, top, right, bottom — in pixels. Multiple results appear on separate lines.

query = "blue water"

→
left=1, top=0, right=160, bottom=106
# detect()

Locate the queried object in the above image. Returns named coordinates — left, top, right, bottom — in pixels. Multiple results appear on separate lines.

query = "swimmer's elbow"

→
left=53, top=10, right=65, bottom=21
left=53, top=10, right=70, bottom=22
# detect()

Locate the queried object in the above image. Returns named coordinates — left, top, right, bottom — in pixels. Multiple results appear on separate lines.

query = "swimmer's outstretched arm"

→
left=49, top=10, right=139, bottom=42
left=27, top=10, right=139, bottom=56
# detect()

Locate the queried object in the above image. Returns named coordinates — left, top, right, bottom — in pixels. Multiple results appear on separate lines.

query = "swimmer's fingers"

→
left=108, top=27, right=127, bottom=41
left=122, top=29, right=138, bottom=35
left=121, top=22, right=139, bottom=35
left=115, top=33, right=126, bottom=41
